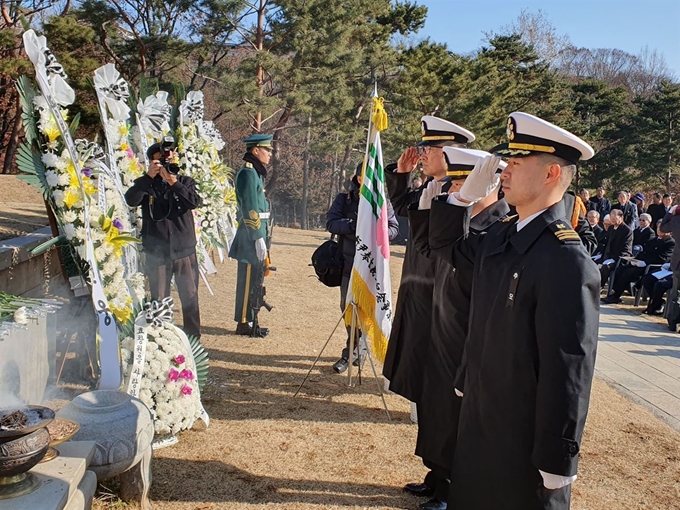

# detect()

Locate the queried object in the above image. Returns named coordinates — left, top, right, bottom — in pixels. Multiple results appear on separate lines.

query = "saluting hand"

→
left=418, top=179, right=444, bottom=210
left=458, top=155, right=502, bottom=203
left=396, top=147, right=420, bottom=174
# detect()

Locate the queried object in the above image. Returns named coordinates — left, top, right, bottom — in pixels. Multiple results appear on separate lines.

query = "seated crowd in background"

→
left=590, top=187, right=677, bottom=320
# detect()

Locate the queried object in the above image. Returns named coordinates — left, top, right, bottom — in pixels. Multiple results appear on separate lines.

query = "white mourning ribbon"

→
left=126, top=297, right=174, bottom=398
left=93, top=66, right=140, bottom=276
left=24, top=29, right=121, bottom=390
left=93, top=63, right=130, bottom=122
left=180, top=91, right=205, bottom=125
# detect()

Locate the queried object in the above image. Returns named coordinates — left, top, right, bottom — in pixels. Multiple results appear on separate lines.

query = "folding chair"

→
left=633, top=264, right=662, bottom=306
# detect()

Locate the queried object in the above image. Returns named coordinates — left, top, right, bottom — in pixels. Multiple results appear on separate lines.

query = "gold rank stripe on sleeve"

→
left=554, top=231, right=580, bottom=240
left=243, top=218, right=261, bottom=229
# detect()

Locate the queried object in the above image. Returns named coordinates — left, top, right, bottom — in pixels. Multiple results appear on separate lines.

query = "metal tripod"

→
left=294, top=301, right=391, bottom=420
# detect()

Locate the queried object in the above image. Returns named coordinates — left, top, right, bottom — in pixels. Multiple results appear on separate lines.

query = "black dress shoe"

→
left=403, top=482, right=434, bottom=497
left=235, top=323, right=269, bottom=337
left=601, top=296, right=621, bottom=304
left=332, top=358, right=349, bottom=374
left=420, top=498, right=447, bottom=510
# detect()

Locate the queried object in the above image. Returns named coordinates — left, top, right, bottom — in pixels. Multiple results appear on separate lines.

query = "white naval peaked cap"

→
left=419, top=115, right=475, bottom=146
left=491, top=112, right=595, bottom=163
left=443, top=147, right=507, bottom=178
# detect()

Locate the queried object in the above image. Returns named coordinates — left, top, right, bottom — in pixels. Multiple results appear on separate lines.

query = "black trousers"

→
left=642, top=274, right=672, bottom=312
left=610, top=265, right=645, bottom=299
left=422, top=458, right=450, bottom=501
left=340, top=273, right=365, bottom=359
left=146, top=253, right=201, bottom=339
left=600, top=261, right=615, bottom=288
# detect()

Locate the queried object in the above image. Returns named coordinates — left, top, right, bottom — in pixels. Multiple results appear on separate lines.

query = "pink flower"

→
left=179, top=369, right=194, bottom=380
left=168, top=368, right=179, bottom=382
left=126, top=148, right=135, bottom=158
left=181, top=384, right=193, bottom=396
left=173, top=355, right=185, bottom=365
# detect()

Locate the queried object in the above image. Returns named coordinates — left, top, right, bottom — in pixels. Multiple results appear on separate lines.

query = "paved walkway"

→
left=597, top=305, right=680, bottom=432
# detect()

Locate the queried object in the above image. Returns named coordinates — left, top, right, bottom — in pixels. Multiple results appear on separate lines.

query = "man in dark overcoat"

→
left=428, top=112, right=600, bottom=510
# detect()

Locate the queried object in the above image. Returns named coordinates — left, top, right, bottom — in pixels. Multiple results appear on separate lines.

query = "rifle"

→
left=249, top=228, right=275, bottom=337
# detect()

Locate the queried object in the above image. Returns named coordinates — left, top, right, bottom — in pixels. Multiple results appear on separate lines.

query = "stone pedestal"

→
left=0, top=441, right=97, bottom=510
left=56, top=391, right=153, bottom=510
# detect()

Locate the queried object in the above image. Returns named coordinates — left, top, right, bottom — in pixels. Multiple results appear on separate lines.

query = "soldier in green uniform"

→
left=229, top=134, right=273, bottom=337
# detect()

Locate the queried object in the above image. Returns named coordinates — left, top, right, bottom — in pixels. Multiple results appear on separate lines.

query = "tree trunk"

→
left=666, top=115, right=673, bottom=192
left=266, top=108, right=292, bottom=194
left=254, top=0, right=265, bottom=132
left=300, top=114, right=312, bottom=230
left=2, top=98, right=21, bottom=174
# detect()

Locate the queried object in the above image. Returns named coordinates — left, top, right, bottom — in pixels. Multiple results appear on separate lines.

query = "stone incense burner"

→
left=0, top=405, right=55, bottom=500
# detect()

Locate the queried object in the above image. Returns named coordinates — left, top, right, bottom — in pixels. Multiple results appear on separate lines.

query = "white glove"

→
left=255, top=237, right=267, bottom=262
left=458, top=155, right=502, bottom=203
left=662, top=262, right=671, bottom=271
left=539, top=471, right=577, bottom=490
left=418, top=180, right=444, bottom=210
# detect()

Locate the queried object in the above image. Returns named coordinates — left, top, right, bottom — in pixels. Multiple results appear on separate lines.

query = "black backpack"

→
left=311, top=236, right=344, bottom=287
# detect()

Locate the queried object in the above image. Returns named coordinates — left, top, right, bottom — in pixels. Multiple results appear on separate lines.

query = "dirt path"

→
left=0, top=175, right=49, bottom=241
left=90, top=227, right=679, bottom=510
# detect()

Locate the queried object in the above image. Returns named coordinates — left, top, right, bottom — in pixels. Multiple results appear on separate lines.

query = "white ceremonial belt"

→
left=259, top=212, right=270, bottom=219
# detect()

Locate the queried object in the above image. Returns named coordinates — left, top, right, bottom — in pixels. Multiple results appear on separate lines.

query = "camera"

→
left=160, top=136, right=179, bottom=175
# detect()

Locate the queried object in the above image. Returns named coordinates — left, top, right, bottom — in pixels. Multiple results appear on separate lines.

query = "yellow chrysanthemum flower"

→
left=110, top=299, right=133, bottom=323
left=63, top=189, right=80, bottom=209
left=44, top=122, right=61, bottom=142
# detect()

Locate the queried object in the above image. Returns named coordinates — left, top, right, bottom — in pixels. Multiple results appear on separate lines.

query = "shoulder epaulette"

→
left=245, top=162, right=253, bottom=168
left=501, top=214, right=519, bottom=223
left=548, top=220, right=581, bottom=244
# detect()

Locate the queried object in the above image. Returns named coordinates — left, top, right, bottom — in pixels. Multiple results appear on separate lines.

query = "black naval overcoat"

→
left=407, top=198, right=511, bottom=470
left=429, top=198, right=600, bottom=510
left=381, top=166, right=436, bottom=402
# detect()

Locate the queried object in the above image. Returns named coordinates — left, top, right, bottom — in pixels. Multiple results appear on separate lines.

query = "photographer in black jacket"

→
left=125, top=140, right=203, bottom=338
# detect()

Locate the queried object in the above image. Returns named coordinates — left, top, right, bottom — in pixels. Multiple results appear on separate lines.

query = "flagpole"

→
left=360, top=82, right=379, bottom=178
left=348, top=82, right=378, bottom=385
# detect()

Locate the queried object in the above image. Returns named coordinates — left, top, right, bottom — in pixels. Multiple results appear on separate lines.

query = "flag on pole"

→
left=346, top=95, right=393, bottom=363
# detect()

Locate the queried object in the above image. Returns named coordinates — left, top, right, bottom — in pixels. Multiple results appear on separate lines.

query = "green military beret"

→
left=243, top=133, right=273, bottom=149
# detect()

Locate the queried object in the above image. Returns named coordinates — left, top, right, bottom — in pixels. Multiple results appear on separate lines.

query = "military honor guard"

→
left=229, top=134, right=274, bottom=337
left=428, top=112, right=599, bottom=510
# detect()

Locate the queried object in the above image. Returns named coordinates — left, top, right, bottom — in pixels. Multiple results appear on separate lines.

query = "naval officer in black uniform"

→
left=430, top=112, right=600, bottom=510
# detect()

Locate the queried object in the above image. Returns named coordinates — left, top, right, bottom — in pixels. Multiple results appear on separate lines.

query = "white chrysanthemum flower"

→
left=54, top=156, right=68, bottom=171
left=62, top=224, right=76, bottom=240
left=40, top=152, right=59, bottom=168
left=52, top=190, right=65, bottom=207
left=62, top=210, right=77, bottom=223
left=45, top=170, right=60, bottom=188
left=58, top=173, right=71, bottom=186
left=74, top=227, right=87, bottom=241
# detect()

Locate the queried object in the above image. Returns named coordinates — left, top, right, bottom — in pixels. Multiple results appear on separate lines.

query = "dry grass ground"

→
left=80, top=227, right=679, bottom=510
left=0, top=175, right=49, bottom=241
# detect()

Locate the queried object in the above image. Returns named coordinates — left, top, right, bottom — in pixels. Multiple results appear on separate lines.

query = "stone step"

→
left=0, top=441, right=96, bottom=510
